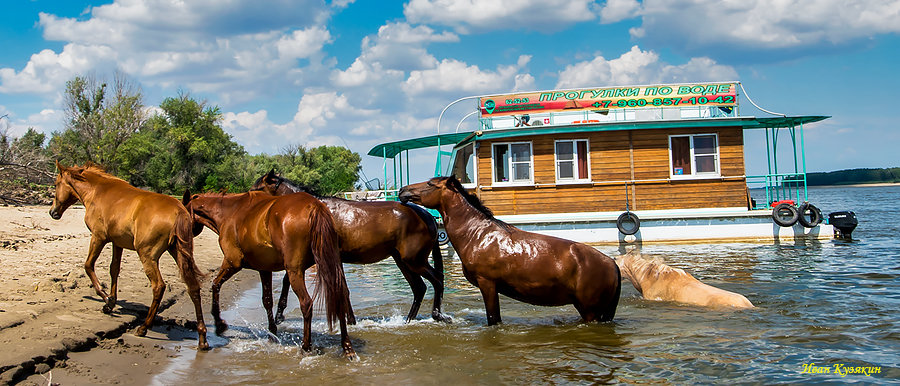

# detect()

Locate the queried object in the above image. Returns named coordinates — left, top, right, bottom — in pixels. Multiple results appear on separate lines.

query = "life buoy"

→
left=436, top=228, right=450, bottom=246
left=797, top=202, right=822, bottom=228
left=616, top=212, right=640, bottom=235
left=772, top=202, right=799, bottom=227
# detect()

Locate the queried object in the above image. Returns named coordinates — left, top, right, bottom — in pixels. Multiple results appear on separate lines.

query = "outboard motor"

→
left=828, top=211, right=858, bottom=240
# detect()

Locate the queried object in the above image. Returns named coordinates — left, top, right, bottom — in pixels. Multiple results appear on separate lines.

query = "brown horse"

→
left=49, top=161, right=208, bottom=349
left=251, top=170, right=448, bottom=324
left=183, top=190, right=356, bottom=359
left=399, top=176, right=621, bottom=324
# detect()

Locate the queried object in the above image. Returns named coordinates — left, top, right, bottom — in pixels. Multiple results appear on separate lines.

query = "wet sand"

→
left=0, top=205, right=254, bottom=385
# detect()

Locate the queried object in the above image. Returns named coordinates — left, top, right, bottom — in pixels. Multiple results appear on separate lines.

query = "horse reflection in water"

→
left=183, top=190, right=357, bottom=359
left=399, top=176, right=621, bottom=324
left=48, top=161, right=209, bottom=349
left=251, top=170, right=448, bottom=324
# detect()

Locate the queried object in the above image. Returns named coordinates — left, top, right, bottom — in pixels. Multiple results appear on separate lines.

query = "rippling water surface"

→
left=153, top=186, right=900, bottom=384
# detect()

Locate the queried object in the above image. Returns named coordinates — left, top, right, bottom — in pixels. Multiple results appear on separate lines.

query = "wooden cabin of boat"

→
left=367, top=82, right=835, bottom=243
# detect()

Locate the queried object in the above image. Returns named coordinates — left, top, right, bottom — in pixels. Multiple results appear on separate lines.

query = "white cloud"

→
left=599, top=0, right=641, bottom=23
left=632, top=0, right=900, bottom=59
left=0, top=45, right=118, bottom=94
left=404, top=0, right=598, bottom=33
left=555, top=46, right=737, bottom=88
left=2, top=0, right=333, bottom=103
left=403, top=55, right=533, bottom=96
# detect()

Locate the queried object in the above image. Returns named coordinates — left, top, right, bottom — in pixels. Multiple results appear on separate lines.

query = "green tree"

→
left=121, top=93, right=247, bottom=193
left=48, top=72, right=145, bottom=175
left=274, top=144, right=361, bottom=196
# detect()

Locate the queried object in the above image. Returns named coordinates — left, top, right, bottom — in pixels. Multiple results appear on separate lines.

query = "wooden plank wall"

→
left=474, top=127, right=748, bottom=215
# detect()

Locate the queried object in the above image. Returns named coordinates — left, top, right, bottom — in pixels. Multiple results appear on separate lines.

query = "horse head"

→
left=49, top=160, right=85, bottom=220
left=398, top=176, right=450, bottom=209
left=182, top=193, right=223, bottom=235
left=251, top=169, right=282, bottom=195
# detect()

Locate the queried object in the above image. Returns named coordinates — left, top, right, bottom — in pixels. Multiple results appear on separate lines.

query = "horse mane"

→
left=267, top=173, right=336, bottom=199
left=444, top=176, right=512, bottom=231
left=74, top=162, right=127, bottom=183
left=623, top=251, right=686, bottom=280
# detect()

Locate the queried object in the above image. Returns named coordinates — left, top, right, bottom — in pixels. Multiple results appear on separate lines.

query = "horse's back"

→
left=90, top=180, right=185, bottom=247
left=322, top=198, right=434, bottom=261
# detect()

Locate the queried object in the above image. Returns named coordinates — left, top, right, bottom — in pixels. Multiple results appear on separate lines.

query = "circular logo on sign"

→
left=484, top=99, right=496, bottom=114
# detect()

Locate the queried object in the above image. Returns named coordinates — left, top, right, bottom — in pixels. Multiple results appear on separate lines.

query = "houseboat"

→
left=365, top=82, right=855, bottom=245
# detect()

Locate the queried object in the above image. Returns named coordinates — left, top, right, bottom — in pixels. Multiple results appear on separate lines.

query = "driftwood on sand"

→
left=615, top=250, right=753, bottom=309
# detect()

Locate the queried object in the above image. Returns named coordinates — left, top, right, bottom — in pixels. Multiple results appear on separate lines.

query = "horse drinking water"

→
left=48, top=161, right=208, bottom=349
left=183, top=190, right=356, bottom=359
left=251, top=170, right=448, bottom=324
left=399, top=176, right=621, bottom=324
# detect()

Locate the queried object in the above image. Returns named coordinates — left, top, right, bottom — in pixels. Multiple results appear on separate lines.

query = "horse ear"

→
left=55, top=160, right=63, bottom=172
left=265, top=169, right=277, bottom=182
left=182, top=189, right=192, bottom=206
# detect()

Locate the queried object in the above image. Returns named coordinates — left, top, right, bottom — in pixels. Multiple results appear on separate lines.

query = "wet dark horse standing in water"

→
left=399, top=176, right=620, bottom=324
left=49, top=161, right=209, bottom=349
left=252, top=170, right=448, bottom=324
left=184, top=190, right=356, bottom=359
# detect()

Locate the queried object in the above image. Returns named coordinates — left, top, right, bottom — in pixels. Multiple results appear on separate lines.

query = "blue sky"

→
left=1, top=0, right=898, bottom=185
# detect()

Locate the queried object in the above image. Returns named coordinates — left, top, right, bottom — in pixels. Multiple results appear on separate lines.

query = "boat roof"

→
left=368, top=115, right=829, bottom=158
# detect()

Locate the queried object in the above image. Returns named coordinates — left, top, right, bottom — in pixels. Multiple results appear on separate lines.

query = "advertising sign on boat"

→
left=479, top=82, right=738, bottom=117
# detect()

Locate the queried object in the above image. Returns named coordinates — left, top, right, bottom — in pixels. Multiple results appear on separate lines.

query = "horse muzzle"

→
left=398, top=188, right=417, bottom=203
left=49, top=208, right=62, bottom=220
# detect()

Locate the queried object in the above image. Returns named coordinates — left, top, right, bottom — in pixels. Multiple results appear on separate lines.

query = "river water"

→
left=152, top=185, right=899, bottom=384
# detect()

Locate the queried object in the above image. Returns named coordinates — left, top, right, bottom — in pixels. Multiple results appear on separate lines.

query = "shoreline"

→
left=0, top=205, right=253, bottom=385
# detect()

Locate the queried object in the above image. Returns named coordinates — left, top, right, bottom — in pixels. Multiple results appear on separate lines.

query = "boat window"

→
left=492, top=142, right=533, bottom=185
left=450, top=143, right=476, bottom=186
left=555, top=139, right=590, bottom=183
left=669, top=134, right=720, bottom=178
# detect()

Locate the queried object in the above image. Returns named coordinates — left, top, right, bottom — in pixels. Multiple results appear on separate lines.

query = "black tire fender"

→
left=772, top=203, right=800, bottom=227
left=616, top=212, right=640, bottom=235
left=436, top=228, right=450, bottom=246
left=797, top=202, right=823, bottom=228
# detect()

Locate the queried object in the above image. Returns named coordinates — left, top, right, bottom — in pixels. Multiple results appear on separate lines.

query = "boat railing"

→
left=478, top=105, right=737, bottom=131
left=746, top=173, right=807, bottom=209
left=342, top=189, right=400, bottom=201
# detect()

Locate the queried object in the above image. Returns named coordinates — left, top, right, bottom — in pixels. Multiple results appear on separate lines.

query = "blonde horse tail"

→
left=174, top=209, right=205, bottom=285
left=308, top=203, right=348, bottom=331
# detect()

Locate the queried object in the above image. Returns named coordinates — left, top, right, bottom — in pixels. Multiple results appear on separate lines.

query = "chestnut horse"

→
left=399, top=176, right=620, bottom=324
left=183, top=190, right=356, bottom=359
left=49, top=161, right=208, bottom=349
left=251, top=170, right=447, bottom=324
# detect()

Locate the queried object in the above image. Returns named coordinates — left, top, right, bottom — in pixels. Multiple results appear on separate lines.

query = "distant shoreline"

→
left=809, top=182, right=900, bottom=188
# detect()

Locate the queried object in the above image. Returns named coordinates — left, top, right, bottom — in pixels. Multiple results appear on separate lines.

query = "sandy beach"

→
left=0, top=205, right=256, bottom=385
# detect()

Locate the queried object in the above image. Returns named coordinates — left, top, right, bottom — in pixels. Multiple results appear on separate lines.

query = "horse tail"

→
left=173, top=208, right=205, bottom=286
left=308, top=202, right=348, bottom=331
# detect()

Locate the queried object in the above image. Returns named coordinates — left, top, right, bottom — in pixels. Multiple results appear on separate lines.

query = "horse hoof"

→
left=102, top=305, right=113, bottom=314
left=215, top=323, right=228, bottom=336
left=344, top=350, right=359, bottom=361
left=274, top=315, right=284, bottom=325
left=134, top=327, right=148, bottom=337
left=432, top=311, right=452, bottom=323
left=198, top=341, right=211, bottom=351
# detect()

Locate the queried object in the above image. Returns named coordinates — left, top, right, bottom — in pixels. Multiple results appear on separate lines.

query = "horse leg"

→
left=167, top=246, right=209, bottom=350
left=211, top=263, right=241, bottom=336
left=275, top=274, right=290, bottom=325
left=259, top=271, right=278, bottom=340
left=476, top=278, right=502, bottom=326
left=393, top=255, right=427, bottom=323
left=285, top=268, right=313, bottom=352
left=135, top=250, right=167, bottom=337
left=403, top=249, right=449, bottom=322
left=103, top=245, right=123, bottom=313
left=83, top=236, right=111, bottom=310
